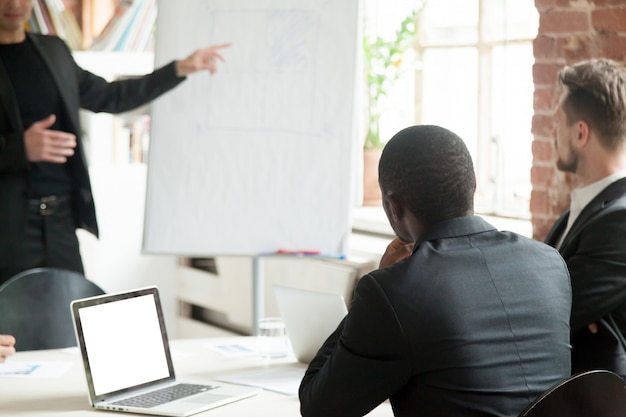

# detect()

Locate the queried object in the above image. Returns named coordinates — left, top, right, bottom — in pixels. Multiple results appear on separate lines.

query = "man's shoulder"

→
left=505, top=230, right=566, bottom=260
left=26, top=32, right=68, bottom=49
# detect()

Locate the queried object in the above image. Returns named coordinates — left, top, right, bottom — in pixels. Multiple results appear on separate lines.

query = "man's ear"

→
left=383, top=193, right=403, bottom=222
left=576, top=120, right=590, bottom=147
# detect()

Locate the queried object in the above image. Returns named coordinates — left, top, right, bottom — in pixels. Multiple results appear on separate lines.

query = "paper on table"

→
left=206, top=341, right=260, bottom=358
left=0, top=361, right=39, bottom=375
left=0, top=361, right=72, bottom=378
left=215, top=365, right=306, bottom=396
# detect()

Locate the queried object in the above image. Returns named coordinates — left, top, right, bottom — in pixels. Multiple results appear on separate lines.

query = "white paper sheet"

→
left=216, top=365, right=306, bottom=396
left=0, top=361, right=73, bottom=379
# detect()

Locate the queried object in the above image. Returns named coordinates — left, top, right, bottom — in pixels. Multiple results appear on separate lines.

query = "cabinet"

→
left=176, top=256, right=377, bottom=337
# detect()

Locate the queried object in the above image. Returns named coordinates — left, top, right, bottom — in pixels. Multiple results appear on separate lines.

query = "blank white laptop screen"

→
left=79, top=293, right=170, bottom=395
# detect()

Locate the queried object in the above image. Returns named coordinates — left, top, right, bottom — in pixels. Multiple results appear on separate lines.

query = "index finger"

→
left=210, top=43, right=232, bottom=50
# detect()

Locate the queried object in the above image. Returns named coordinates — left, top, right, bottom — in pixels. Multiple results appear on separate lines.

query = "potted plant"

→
left=362, top=7, right=421, bottom=205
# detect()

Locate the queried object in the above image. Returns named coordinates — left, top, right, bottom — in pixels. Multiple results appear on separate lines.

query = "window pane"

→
left=421, top=0, right=478, bottom=44
left=364, top=0, right=418, bottom=40
left=482, top=0, right=538, bottom=41
left=420, top=48, right=478, bottom=161
left=487, top=42, right=534, bottom=217
left=379, top=68, right=416, bottom=143
left=362, top=0, right=421, bottom=144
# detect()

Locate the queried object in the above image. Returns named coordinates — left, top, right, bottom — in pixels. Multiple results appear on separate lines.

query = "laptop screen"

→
left=72, top=287, right=176, bottom=401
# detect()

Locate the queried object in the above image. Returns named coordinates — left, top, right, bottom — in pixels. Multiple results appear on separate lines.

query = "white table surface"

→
left=0, top=337, right=392, bottom=416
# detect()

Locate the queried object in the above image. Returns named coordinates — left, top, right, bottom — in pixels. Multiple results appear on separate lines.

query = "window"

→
left=366, top=0, right=538, bottom=219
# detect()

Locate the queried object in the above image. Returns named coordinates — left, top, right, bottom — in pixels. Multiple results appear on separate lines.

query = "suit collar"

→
left=545, top=211, right=569, bottom=247
left=414, top=215, right=496, bottom=253
left=559, top=177, right=626, bottom=251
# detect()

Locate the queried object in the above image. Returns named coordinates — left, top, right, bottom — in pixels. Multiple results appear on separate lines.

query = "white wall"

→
left=78, top=165, right=179, bottom=333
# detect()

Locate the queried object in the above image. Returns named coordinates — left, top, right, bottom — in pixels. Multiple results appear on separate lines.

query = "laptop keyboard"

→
left=111, top=383, right=218, bottom=408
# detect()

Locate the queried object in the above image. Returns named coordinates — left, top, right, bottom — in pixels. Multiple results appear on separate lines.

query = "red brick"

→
left=531, top=165, right=556, bottom=187
left=535, top=0, right=556, bottom=10
left=532, top=218, right=556, bottom=241
left=591, top=33, right=626, bottom=61
left=533, top=88, right=557, bottom=112
left=589, top=0, right=626, bottom=7
left=530, top=190, right=549, bottom=215
left=562, top=34, right=593, bottom=61
left=531, top=114, right=556, bottom=137
left=532, top=139, right=554, bottom=163
left=592, top=9, right=626, bottom=32
left=533, top=35, right=557, bottom=60
left=539, top=11, right=590, bottom=33
left=533, top=62, right=562, bottom=85
left=548, top=176, right=575, bottom=212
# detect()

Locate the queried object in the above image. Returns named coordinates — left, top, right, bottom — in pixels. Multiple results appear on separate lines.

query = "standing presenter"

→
left=0, top=0, right=230, bottom=284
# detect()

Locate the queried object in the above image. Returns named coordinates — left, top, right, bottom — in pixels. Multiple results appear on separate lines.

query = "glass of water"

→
left=258, top=317, right=288, bottom=358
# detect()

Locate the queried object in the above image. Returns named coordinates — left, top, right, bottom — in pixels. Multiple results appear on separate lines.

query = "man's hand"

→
left=588, top=322, right=598, bottom=334
left=0, top=335, right=16, bottom=363
left=175, top=43, right=231, bottom=76
left=24, top=115, right=76, bottom=163
left=379, top=237, right=413, bottom=268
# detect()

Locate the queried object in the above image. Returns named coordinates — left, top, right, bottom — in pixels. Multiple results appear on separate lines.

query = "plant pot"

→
left=363, top=148, right=383, bottom=206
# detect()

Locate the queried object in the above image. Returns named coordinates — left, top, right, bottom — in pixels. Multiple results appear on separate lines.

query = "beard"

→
left=556, top=152, right=577, bottom=173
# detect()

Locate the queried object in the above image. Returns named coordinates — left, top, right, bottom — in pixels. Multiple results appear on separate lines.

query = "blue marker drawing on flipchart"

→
left=201, top=8, right=322, bottom=135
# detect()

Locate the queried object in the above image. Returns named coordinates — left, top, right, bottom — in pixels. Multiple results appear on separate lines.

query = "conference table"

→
left=0, top=336, right=393, bottom=416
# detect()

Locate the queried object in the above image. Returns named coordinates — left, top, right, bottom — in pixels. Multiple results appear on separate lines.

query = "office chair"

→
left=518, top=369, right=626, bottom=417
left=0, top=267, right=105, bottom=351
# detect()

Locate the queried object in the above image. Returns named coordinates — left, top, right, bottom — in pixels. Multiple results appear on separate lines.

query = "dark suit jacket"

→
left=300, top=216, right=572, bottom=417
left=0, top=33, right=184, bottom=275
left=545, top=177, right=626, bottom=377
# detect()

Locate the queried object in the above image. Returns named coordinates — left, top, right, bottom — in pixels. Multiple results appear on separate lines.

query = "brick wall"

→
left=531, top=0, right=626, bottom=240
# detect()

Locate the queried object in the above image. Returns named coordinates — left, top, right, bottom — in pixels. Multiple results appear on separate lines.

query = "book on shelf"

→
left=112, top=114, right=151, bottom=165
left=90, top=0, right=157, bottom=53
left=28, top=0, right=83, bottom=50
left=32, top=0, right=55, bottom=36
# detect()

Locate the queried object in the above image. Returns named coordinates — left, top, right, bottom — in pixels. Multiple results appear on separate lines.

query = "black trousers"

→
left=1, top=195, right=84, bottom=285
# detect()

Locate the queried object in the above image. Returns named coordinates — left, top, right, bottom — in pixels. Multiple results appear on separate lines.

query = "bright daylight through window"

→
left=363, top=0, right=538, bottom=219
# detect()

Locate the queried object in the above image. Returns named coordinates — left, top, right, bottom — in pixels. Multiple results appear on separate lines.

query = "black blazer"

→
left=545, top=177, right=626, bottom=377
left=0, top=33, right=184, bottom=274
left=300, top=216, right=572, bottom=417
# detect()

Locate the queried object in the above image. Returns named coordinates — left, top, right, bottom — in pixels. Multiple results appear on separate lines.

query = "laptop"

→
left=272, top=285, right=348, bottom=363
left=71, top=286, right=261, bottom=417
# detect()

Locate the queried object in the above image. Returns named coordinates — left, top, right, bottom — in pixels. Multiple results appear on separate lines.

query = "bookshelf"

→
left=31, top=0, right=155, bottom=52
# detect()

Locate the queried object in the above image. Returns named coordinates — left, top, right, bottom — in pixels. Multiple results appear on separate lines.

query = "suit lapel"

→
left=545, top=212, right=569, bottom=248
left=26, top=33, right=80, bottom=134
left=559, top=178, right=626, bottom=252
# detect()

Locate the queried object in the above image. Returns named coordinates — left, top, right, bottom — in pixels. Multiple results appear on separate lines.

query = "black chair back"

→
left=519, top=370, right=626, bottom=417
left=0, top=267, right=105, bottom=351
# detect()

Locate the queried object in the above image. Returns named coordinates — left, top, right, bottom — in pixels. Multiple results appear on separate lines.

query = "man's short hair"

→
left=559, top=58, right=626, bottom=150
left=378, top=125, right=475, bottom=227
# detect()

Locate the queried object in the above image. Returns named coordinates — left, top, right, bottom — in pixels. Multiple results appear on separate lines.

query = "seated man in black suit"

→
left=299, top=125, right=572, bottom=417
left=545, top=58, right=626, bottom=377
